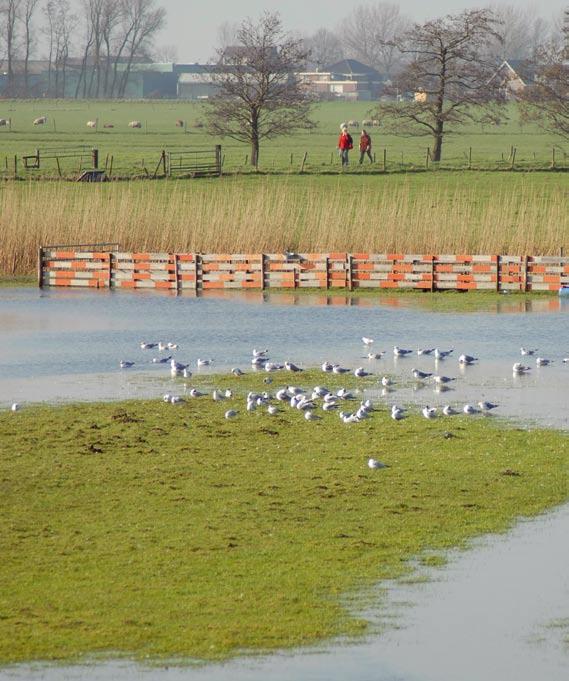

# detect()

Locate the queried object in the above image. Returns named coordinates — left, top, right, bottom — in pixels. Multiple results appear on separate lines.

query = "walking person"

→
left=338, top=125, right=353, bottom=167
left=359, top=129, right=373, bottom=164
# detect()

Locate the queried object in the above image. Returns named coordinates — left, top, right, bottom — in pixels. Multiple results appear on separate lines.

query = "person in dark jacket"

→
left=338, top=125, right=353, bottom=166
left=359, top=130, right=373, bottom=164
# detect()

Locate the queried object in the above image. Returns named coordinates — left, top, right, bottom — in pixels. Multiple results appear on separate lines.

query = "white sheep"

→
left=86, top=120, right=97, bottom=128
left=0, top=118, right=9, bottom=127
left=128, top=120, right=142, bottom=128
left=33, top=116, right=47, bottom=125
left=348, top=120, right=359, bottom=127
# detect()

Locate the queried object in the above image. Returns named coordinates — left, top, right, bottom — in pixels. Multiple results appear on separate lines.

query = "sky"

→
left=159, top=0, right=567, bottom=62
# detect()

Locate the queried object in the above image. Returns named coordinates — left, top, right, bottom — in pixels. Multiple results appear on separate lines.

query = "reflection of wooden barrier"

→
left=39, top=249, right=569, bottom=292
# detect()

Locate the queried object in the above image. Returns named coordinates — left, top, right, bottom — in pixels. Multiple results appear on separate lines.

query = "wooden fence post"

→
left=346, top=254, right=353, bottom=291
left=92, top=148, right=99, bottom=169
left=13, top=154, right=17, bottom=178
left=194, top=254, right=201, bottom=292
left=325, top=256, right=330, bottom=290
left=260, top=254, right=266, bottom=290
left=510, top=148, right=516, bottom=170
left=108, top=252, right=114, bottom=289
left=496, top=255, right=501, bottom=292
left=426, top=147, right=430, bottom=169
left=37, top=247, right=44, bottom=288
left=551, top=147, right=556, bottom=169
left=468, top=147, right=472, bottom=169
left=383, top=148, right=387, bottom=172
left=300, top=151, right=308, bottom=173
left=522, top=255, right=529, bottom=293
left=215, top=145, right=222, bottom=176
left=430, top=255, right=435, bottom=292
left=174, top=253, right=180, bottom=291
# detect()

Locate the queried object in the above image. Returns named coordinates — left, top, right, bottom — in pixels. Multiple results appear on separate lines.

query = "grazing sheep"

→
left=362, top=119, right=372, bottom=126
left=128, top=120, right=142, bottom=128
left=103, top=123, right=114, bottom=128
left=86, top=120, right=97, bottom=128
left=175, top=119, right=184, bottom=127
left=0, top=118, right=9, bottom=126
left=371, top=119, right=380, bottom=126
left=348, top=120, right=359, bottom=127
left=33, top=116, right=47, bottom=125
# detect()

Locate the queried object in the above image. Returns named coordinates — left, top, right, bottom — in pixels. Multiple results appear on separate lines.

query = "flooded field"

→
left=1, top=287, right=568, bottom=681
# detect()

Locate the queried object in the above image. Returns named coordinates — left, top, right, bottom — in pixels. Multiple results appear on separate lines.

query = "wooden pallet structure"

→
left=39, top=248, right=569, bottom=292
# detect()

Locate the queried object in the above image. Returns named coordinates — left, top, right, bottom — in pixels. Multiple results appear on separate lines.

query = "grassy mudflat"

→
left=1, top=370, right=568, bottom=664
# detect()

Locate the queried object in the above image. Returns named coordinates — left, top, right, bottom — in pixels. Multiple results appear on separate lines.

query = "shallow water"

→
left=1, top=288, right=568, bottom=428
left=1, top=287, right=569, bottom=680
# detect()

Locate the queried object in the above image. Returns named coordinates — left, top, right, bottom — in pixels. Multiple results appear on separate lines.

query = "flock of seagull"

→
left=8, top=335, right=567, bottom=469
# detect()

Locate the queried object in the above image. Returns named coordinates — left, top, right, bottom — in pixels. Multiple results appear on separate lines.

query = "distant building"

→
left=176, top=65, right=218, bottom=100
left=489, top=60, right=528, bottom=100
left=299, top=59, right=386, bottom=101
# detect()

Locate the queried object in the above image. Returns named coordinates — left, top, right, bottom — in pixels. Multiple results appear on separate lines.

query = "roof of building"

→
left=324, top=59, right=381, bottom=78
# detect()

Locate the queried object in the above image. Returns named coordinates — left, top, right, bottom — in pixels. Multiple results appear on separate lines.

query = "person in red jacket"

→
left=359, top=129, right=373, bottom=164
left=338, top=125, right=353, bottom=166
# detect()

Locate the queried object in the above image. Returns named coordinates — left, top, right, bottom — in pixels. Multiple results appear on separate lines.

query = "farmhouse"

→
left=488, top=60, right=528, bottom=100
left=299, top=59, right=386, bottom=101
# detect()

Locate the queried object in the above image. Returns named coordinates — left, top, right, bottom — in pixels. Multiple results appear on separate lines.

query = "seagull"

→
left=171, top=359, right=188, bottom=376
left=170, top=395, right=185, bottom=405
left=393, top=346, right=413, bottom=356
left=463, top=404, right=479, bottom=415
left=152, top=355, right=172, bottom=364
left=362, top=336, right=375, bottom=346
left=521, top=347, right=538, bottom=356
left=305, top=411, right=321, bottom=421
left=323, top=401, right=338, bottom=411
left=11, top=403, right=20, bottom=412
left=163, top=394, right=171, bottom=402
left=536, top=357, right=552, bottom=366
left=368, top=458, right=389, bottom=469
left=140, top=342, right=157, bottom=350
left=119, top=360, right=135, bottom=369
left=285, top=361, right=303, bottom=372
left=563, top=358, right=569, bottom=363
left=391, top=407, right=405, bottom=420
left=354, top=367, right=371, bottom=377
left=367, top=352, right=384, bottom=359
left=252, top=348, right=268, bottom=358
left=433, top=375, right=456, bottom=384
left=267, top=405, right=278, bottom=415
left=276, top=389, right=288, bottom=401
left=422, top=406, right=437, bottom=420
left=321, top=361, right=334, bottom=372
left=297, top=399, right=316, bottom=411
left=225, top=389, right=233, bottom=398
left=212, top=390, right=225, bottom=401
left=287, top=386, right=304, bottom=396
left=458, top=353, right=478, bottom=365
left=417, top=348, right=435, bottom=356
left=313, top=386, right=330, bottom=398
left=381, top=376, right=394, bottom=387
left=182, top=368, right=192, bottom=379
left=251, top=356, right=267, bottom=367
left=197, top=358, right=213, bottom=367
left=189, top=388, right=205, bottom=398
left=512, top=362, right=531, bottom=374
left=478, top=401, right=498, bottom=411
left=167, top=342, right=178, bottom=350
left=332, top=365, right=351, bottom=374
left=361, top=399, right=374, bottom=410
left=231, top=368, right=244, bottom=377
left=412, top=369, right=433, bottom=380
left=158, top=342, right=168, bottom=352
left=264, top=377, right=273, bottom=384
left=246, top=400, right=257, bottom=412
left=434, top=348, right=454, bottom=360
left=225, top=409, right=238, bottom=419
left=336, top=388, right=353, bottom=399
left=265, top=362, right=284, bottom=372
left=442, top=405, right=459, bottom=416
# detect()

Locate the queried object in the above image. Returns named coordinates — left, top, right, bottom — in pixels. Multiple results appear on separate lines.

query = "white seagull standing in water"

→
left=434, top=348, right=454, bottom=360
left=362, top=337, right=375, bottom=346
left=521, top=347, right=538, bottom=356
left=393, top=346, right=413, bottom=357
left=536, top=357, right=552, bottom=366
left=512, top=362, right=531, bottom=374
left=412, top=369, right=433, bottom=380
left=120, top=360, right=135, bottom=369
left=458, top=353, right=478, bottom=365
left=197, top=358, right=213, bottom=367
left=478, top=401, right=498, bottom=412
left=417, top=348, right=435, bottom=356
left=463, top=404, right=479, bottom=415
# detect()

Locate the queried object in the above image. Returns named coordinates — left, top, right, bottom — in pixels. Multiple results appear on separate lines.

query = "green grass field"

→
left=1, top=369, right=568, bottom=664
left=0, top=100, right=566, bottom=177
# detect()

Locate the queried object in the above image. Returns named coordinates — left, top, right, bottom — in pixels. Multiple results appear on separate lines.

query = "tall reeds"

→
left=1, top=178, right=567, bottom=275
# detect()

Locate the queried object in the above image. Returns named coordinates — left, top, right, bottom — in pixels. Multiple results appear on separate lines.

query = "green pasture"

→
left=1, top=369, right=568, bottom=663
left=0, top=100, right=566, bottom=177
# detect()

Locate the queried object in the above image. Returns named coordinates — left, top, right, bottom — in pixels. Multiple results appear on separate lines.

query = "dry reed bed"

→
left=1, top=179, right=567, bottom=275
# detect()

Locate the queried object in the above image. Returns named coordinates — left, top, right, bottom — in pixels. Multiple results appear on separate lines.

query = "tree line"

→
left=0, top=0, right=165, bottom=97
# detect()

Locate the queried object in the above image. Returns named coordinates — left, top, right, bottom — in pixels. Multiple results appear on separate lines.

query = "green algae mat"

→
left=1, top=375, right=568, bottom=663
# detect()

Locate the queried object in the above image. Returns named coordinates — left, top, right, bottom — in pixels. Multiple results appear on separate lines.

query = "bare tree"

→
left=488, top=3, right=552, bottom=60
left=153, top=43, right=178, bottom=62
left=205, top=12, right=315, bottom=167
left=115, top=0, right=166, bottom=98
left=519, top=43, right=569, bottom=140
left=304, top=28, right=344, bottom=69
left=1, top=0, right=22, bottom=95
left=21, top=0, right=39, bottom=95
left=216, top=20, right=239, bottom=50
left=376, top=9, right=505, bottom=162
left=341, top=2, right=410, bottom=76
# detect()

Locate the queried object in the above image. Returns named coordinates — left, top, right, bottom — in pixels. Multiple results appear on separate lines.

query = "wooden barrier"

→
left=39, top=248, right=569, bottom=292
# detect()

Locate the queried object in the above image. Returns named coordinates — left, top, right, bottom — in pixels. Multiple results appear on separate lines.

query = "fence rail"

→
left=39, top=249, right=569, bottom=292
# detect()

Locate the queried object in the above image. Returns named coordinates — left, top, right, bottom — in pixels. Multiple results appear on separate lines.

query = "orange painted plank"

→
left=176, top=254, right=195, bottom=262
left=387, top=253, right=405, bottom=260
left=328, top=252, right=347, bottom=260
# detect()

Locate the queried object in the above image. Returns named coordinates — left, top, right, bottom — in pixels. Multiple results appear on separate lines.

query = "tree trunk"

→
left=250, top=115, right=259, bottom=167
left=432, top=121, right=444, bottom=162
